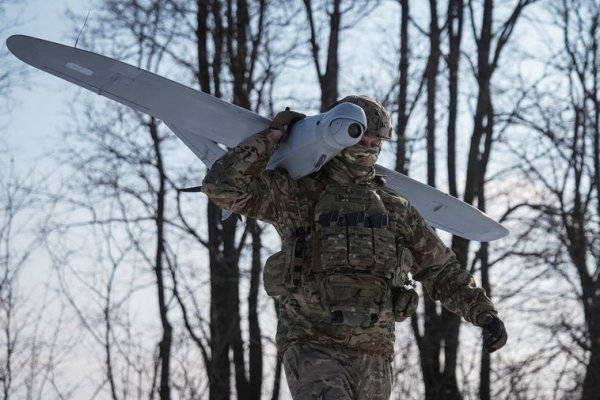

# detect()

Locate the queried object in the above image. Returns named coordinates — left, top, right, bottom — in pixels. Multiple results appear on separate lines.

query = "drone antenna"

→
left=75, top=9, right=91, bottom=48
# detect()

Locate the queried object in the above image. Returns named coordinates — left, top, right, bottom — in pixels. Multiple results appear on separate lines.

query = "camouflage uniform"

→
left=202, top=96, right=498, bottom=400
left=283, top=342, right=393, bottom=399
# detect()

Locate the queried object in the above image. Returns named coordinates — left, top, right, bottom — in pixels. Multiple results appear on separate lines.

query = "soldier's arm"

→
left=202, top=129, right=304, bottom=225
left=404, top=205, right=497, bottom=325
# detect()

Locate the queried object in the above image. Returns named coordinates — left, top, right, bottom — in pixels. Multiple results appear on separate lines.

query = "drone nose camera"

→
left=348, top=123, right=363, bottom=138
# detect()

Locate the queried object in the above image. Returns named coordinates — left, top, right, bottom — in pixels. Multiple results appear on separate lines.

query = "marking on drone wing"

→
left=66, top=62, right=93, bottom=76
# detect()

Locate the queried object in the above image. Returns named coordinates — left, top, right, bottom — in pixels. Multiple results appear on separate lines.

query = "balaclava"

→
left=322, top=95, right=392, bottom=184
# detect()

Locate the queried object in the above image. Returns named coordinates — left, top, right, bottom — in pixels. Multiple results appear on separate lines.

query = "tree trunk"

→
left=207, top=202, right=232, bottom=400
left=195, top=1, right=270, bottom=397
left=425, top=0, right=440, bottom=188
left=585, top=13, right=600, bottom=398
left=582, top=330, right=600, bottom=399
left=304, top=0, right=341, bottom=111
left=321, top=0, right=341, bottom=110
left=478, top=233, right=491, bottom=400
left=446, top=0, right=463, bottom=199
left=196, top=0, right=211, bottom=93
left=248, top=219, right=263, bottom=400
left=270, top=355, right=283, bottom=400
left=415, top=3, right=462, bottom=399
left=149, top=118, right=173, bottom=400
left=396, top=0, right=410, bottom=174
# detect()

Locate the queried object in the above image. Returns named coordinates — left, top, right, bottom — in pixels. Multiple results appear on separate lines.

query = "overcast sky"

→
left=3, top=0, right=94, bottom=166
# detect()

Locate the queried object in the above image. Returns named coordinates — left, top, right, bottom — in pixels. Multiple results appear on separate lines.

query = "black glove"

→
left=478, top=312, right=507, bottom=353
left=270, top=108, right=306, bottom=139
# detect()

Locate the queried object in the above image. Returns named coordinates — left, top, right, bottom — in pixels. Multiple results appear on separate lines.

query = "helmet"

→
left=321, top=95, right=390, bottom=183
left=331, top=95, right=392, bottom=140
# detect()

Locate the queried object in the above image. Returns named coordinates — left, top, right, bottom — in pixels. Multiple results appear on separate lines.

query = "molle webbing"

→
left=290, top=227, right=308, bottom=287
left=318, top=211, right=388, bottom=229
left=313, top=184, right=397, bottom=275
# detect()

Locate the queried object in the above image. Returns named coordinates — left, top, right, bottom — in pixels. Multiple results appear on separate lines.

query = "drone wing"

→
left=7, top=34, right=508, bottom=241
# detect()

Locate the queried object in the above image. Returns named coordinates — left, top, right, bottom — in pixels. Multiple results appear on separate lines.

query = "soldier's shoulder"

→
left=298, top=174, right=327, bottom=198
left=377, top=182, right=410, bottom=206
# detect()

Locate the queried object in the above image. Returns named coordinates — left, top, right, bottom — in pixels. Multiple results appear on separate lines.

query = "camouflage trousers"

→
left=282, top=342, right=393, bottom=400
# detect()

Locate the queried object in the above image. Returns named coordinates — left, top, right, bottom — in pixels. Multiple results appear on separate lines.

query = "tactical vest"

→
left=263, top=182, right=417, bottom=327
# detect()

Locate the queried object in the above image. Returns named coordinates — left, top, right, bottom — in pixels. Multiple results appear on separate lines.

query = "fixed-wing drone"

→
left=6, top=35, right=509, bottom=242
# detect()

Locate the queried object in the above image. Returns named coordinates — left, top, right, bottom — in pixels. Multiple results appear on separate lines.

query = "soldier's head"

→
left=335, top=95, right=392, bottom=141
left=323, top=96, right=391, bottom=183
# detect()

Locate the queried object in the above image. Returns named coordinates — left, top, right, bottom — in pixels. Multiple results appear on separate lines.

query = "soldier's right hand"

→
left=269, top=108, right=306, bottom=140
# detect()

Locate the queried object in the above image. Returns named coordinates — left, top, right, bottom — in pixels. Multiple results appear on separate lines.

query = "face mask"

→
left=320, top=143, right=379, bottom=184
left=341, top=143, right=380, bottom=167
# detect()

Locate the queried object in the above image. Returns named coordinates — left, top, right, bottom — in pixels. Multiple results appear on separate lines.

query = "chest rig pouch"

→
left=263, top=229, right=307, bottom=297
left=312, top=183, right=412, bottom=327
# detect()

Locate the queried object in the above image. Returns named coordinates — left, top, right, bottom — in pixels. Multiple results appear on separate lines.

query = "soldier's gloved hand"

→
left=477, top=312, right=507, bottom=353
left=269, top=108, right=306, bottom=140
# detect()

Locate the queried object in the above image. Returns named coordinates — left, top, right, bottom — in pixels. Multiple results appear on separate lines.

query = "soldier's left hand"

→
left=478, top=312, right=507, bottom=353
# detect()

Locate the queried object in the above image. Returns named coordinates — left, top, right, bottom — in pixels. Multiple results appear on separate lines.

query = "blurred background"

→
left=1, top=0, right=598, bottom=399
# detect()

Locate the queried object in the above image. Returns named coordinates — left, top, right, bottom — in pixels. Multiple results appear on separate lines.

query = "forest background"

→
left=1, top=0, right=599, bottom=399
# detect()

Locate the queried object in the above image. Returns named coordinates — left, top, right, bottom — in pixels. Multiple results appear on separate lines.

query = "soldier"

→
left=202, top=95, right=507, bottom=400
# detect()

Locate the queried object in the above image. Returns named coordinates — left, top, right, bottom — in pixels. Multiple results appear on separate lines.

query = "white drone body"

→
left=266, top=103, right=367, bottom=179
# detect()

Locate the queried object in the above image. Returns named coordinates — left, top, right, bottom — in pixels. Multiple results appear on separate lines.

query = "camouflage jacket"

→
left=202, top=131, right=497, bottom=357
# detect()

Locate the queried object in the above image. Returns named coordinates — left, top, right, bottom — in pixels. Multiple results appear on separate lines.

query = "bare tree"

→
left=0, top=0, right=28, bottom=138
left=0, top=159, right=75, bottom=400
left=0, top=164, right=35, bottom=399
left=54, top=4, right=195, bottom=398
left=0, top=5, right=69, bottom=398
left=395, top=0, right=411, bottom=175
left=303, top=0, right=342, bottom=110
left=393, top=0, right=431, bottom=179
left=46, top=104, right=182, bottom=399
left=302, top=0, right=379, bottom=110
left=180, top=1, right=281, bottom=398
left=506, top=1, right=600, bottom=398
left=63, top=2, right=287, bottom=400
left=445, top=0, right=463, bottom=200
left=407, top=3, right=468, bottom=400
left=453, top=2, right=535, bottom=399
left=394, top=1, right=537, bottom=399
left=460, top=3, right=536, bottom=397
